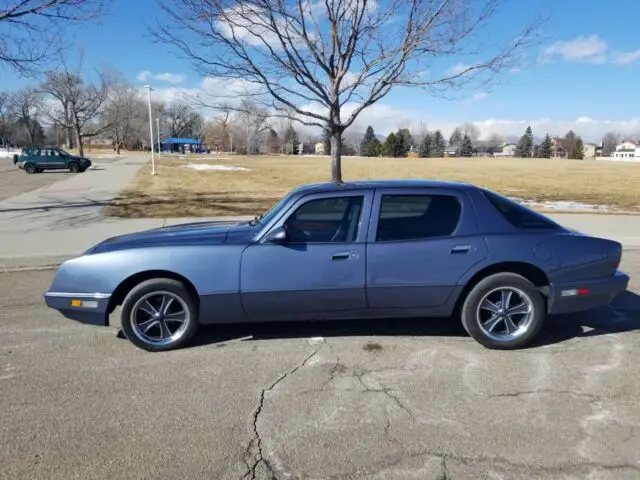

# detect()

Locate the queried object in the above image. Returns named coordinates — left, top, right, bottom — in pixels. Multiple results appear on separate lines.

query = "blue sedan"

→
left=44, top=180, right=630, bottom=351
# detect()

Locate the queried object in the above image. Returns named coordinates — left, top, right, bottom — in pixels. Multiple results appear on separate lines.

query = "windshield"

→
left=249, top=194, right=292, bottom=227
left=57, top=148, right=70, bottom=156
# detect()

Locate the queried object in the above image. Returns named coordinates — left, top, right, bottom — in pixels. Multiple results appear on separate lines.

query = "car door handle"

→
left=450, top=245, right=470, bottom=254
left=331, top=252, right=351, bottom=261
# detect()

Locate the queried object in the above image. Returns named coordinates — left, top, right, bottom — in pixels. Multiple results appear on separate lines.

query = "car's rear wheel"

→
left=24, top=163, right=36, bottom=174
left=68, top=162, right=80, bottom=173
left=120, top=278, right=200, bottom=352
left=460, top=272, right=546, bottom=350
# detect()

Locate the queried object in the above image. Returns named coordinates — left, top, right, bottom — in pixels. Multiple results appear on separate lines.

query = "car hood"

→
left=86, top=220, right=256, bottom=254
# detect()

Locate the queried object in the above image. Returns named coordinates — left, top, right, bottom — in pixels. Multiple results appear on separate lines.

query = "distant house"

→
left=493, top=143, right=516, bottom=157
left=612, top=140, right=640, bottom=159
left=583, top=143, right=597, bottom=159
left=551, top=137, right=567, bottom=158
left=315, top=142, right=325, bottom=155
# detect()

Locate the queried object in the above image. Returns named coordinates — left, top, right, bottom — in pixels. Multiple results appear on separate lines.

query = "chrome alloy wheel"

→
left=476, top=287, right=534, bottom=342
left=130, top=291, right=190, bottom=346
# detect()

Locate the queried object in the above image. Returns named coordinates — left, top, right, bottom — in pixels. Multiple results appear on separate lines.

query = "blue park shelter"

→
left=160, top=137, right=205, bottom=154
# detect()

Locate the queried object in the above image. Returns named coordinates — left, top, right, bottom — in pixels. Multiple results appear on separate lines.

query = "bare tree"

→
left=155, top=0, right=545, bottom=181
left=601, top=131, right=621, bottom=156
left=484, top=132, right=504, bottom=153
left=0, top=0, right=104, bottom=74
left=162, top=102, right=205, bottom=139
left=235, top=100, right=270, bottom=154
left=40, top=58, right=114, bottom=156
left=101, top=82, right=142, bottom=154
left=461, top=122, right=481, bottom=143
left=9, top=87, right=44, bottom=146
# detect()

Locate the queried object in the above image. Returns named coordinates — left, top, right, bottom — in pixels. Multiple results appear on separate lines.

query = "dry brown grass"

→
left=104, top=155, right=640, bottom=218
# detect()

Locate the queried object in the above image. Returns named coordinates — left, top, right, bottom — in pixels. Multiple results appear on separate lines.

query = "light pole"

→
left=143, top=85, right=157, bottom=175
left=156, top=117, right=161, bottom=156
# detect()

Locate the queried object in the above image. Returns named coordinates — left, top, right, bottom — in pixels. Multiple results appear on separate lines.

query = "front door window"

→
left=284, top=196, right=364, bottom=243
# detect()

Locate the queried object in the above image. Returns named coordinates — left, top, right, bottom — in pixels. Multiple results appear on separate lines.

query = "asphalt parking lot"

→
left=0, top=155, right=122, bottom=202
left=1, top=253, right=639, bottom=480
left=0, top=160, right=74, bottom=202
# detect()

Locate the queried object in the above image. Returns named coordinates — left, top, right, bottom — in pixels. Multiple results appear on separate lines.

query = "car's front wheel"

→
left=68, top=162, right=80, bottom=173
left=120, top=278, right=200, bottom=352
left=460, top=272, right=546, bottom=350
left=24, top=163, right=36, bottom=174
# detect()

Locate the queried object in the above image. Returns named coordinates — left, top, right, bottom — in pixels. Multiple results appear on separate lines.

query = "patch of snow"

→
left=510, top=197, right=610, bottom=212
left=182, top=163, right=250, bottom=172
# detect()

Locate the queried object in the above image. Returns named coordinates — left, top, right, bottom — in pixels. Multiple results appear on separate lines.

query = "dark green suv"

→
left=14, top=146, right=92, bottom=174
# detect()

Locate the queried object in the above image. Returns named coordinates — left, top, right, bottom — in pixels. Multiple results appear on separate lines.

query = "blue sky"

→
left=3, top=0, right=640, bottom=141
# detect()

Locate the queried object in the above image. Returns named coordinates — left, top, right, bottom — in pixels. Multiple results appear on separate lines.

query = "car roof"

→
left=290, top=179, right=475, bottom=195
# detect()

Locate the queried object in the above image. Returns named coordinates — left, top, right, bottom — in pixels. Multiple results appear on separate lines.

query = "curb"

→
left=0, top=255, right=75, bottom=272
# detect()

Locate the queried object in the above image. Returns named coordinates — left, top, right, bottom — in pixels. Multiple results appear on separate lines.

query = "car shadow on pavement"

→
left=0, top=199, right=111, bottom=213
left=192, top=290, right=640, bottom=349
left=530, top=289, right=640, bottom=348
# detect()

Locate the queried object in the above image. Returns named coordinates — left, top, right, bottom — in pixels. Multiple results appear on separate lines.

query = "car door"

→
left=240, top=190, right=373, bottom=319
left=47, top=149, right=66, bottom=169
left=366, top=187, right=488, bottom=309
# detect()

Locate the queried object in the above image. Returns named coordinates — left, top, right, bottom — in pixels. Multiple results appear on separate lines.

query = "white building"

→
left=493, top=143, right=517, bottom=157
left=612, top=140, right=640, bottom=160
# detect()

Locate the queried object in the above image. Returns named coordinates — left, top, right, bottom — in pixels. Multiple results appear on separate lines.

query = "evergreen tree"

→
left=284, top=125, right=299, bottom=154
left=449, top=127, right=463, bottom=150
left=361, top=125, right=381, bottom=157
left=460, top=134, right=473, bottom=157
left=382, top=133, right=399, bottom=157
left=515, top=125, right=534, bottom=157
left=419, top=132, right=432, bottom=157
left=395, top=128, right=413, bottom=157
left=432, top=130, right=446, bottom=157
left=532, top=144, right=540, bottom=158
left=571, top=137, right=585, bottom=159
left=538, top=133, right=552, bottom=158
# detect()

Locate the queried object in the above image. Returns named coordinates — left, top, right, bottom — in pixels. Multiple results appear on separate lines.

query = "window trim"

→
left=370, top=190, right=464, bottom=243
left=481, top=189, right=560, bottom=230
left=257, top=190, right=373, bottom=244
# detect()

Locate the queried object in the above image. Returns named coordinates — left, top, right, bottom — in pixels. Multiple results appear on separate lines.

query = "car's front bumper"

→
left=43, top=291, right=111, bottom=326
left=547, top=270, right=630, bottom=315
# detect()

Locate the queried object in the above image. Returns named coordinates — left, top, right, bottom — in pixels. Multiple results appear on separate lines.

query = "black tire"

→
left=24, top=163, right=36, bottom=174
left=460, top=272, right=546, bottom=350
left=68, top=162, right=80, bottom=173
left=120, top=278, right=200, bottom=352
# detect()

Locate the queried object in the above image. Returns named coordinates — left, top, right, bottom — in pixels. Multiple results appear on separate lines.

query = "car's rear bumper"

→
left=43, top=291, right=110, bottom=326
left=547, top=270, right=630, bottom=315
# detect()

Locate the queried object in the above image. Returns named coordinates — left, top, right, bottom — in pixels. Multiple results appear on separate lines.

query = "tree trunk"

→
left=330, top=129, right=343, bottom=183
left=115, top=130, right=121, bottom=155
left=74, top=123, right=84, bottom=157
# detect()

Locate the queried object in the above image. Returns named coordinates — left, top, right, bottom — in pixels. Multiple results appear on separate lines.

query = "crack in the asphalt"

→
left=492, top=389, right=599, bottom=400
left=354, top=371, right=414, bottom=419
left=242, top=347, right=320, bottom=480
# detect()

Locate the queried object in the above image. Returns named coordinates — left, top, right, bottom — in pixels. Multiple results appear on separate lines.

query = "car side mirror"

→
left=264, top=226, right=288, bottom=243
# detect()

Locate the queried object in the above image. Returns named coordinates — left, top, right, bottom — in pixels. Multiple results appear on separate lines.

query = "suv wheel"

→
left=24, top=163, right=36, bottom=174
left=460, top=272, right=546, bottom=350
left=68, top=162, right=80, bottom=173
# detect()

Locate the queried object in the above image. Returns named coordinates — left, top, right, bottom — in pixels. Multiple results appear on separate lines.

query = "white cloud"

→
left=153, top=73, right=185, bottom=84
left=613, top=49, right=640, bottom=65
left=136, top=70, right=151, bottom=81
left=445, top=63, right=472, bottom=76
left=471, top=92, right=489, bottom=101
left=542, top=35, right=608, bottom=64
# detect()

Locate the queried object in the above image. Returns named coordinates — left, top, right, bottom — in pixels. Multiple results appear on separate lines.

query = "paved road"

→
left=1, top=254, right=639, bottom=479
